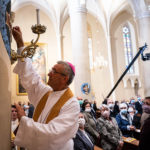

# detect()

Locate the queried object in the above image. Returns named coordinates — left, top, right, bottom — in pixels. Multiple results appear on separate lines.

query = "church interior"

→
left=1, top=0, right=150, bottom=149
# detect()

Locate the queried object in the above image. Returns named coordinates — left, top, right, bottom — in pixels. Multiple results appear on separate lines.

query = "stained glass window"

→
left=123, top=25, right=134, bottom=74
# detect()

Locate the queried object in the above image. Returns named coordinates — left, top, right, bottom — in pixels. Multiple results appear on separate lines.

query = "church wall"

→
left=62, top=18, right=75, bottom=93
left=11, top=5, right=57, bottom=104
left=111, top=11, right=144, bottom=101
left=87, top=14, right=112, bottom=106
left=0, top=33, right=11, bottom=150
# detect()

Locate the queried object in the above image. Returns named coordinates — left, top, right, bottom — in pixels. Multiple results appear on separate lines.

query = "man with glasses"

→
left=12, top=26, right=80, bottom=150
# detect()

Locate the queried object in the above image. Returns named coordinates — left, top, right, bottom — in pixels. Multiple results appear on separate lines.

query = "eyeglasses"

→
left=50, top=69, right=66, bottom=76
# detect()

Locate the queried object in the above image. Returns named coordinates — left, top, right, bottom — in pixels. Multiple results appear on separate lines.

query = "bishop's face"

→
left=47, top=64, right=68, bottom=91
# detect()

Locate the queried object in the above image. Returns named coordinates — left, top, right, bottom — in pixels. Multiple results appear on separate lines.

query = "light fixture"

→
left=93, top=52, right=108, bottom=69
left=11, top=9, right=46, bottom=64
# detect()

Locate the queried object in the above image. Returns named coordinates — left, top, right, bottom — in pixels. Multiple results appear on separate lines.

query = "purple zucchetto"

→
left=66, top=61, right=75, bottom=75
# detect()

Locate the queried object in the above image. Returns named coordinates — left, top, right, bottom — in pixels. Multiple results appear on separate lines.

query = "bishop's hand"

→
left=12, top=26, right=24, bottom=48
left=15, top=103, right=26, bottom=121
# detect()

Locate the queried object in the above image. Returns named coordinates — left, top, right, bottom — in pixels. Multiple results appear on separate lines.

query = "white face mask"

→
left=85, top=108, right=91, bottom=112
left=108, top=104, right=114, bottom=109
left=78, top=118, right=85, bottom=127
left=128, top=108, right=134, bottom=113
left=102, top=110, right=110, bottom=118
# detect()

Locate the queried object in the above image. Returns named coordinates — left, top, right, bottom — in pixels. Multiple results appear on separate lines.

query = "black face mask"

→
left=96, top=113, right=101, bottom=118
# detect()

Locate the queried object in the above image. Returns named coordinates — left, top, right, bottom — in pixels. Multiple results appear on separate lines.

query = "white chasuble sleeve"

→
left=13, top=47, right=51, bottom=106
left=14, top=98, right=80, bottom=150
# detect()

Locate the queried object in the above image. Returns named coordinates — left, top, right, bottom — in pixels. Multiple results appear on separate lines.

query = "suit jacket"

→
left=83, top=112, right=99, bottom=144
left=73, top=129, right=94, bottom=150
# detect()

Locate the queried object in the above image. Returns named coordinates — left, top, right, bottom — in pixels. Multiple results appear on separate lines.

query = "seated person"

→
left=95, top=108, right=101, bottom=119
left=97, top=104, right=123, bottom=150
left=73, top=112, right=94, bottom=150
left=82, top=102, right=100, bottom=145
left=128, top=106, right=135, bottom=122
left=107, top=99, right=118, bottom=118
left=116, top=103, right=136, bottom=137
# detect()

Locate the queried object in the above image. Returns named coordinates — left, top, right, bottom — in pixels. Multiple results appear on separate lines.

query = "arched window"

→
left=122, top=25, right=134, bottom=74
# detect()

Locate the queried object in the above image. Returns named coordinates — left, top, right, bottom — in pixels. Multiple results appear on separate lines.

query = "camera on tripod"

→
left=141, top=43, right=150, bottom=61
left=141, top=52, right=150, bottom=61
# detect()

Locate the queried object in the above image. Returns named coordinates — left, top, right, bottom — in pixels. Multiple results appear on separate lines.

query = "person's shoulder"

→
left=63, top=96, right=80, bottom=110
left=97, top=117, right=105, bottom=124
left=116, top=113, right=121, bottom=119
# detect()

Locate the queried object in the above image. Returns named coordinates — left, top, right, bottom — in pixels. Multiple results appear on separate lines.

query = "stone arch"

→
left=11, top=0, right=55, bottom=29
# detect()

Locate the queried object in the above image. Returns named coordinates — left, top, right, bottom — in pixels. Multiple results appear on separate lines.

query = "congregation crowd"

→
left=11, top=96, right=150, bottom=150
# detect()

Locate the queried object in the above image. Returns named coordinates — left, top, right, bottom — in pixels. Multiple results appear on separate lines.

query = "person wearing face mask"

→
left=128, top=106, right=135, bottom=122
left=73, top=112, right=94, bottom=150
left=129, top=98, right=136, bottom=109
left=77, top=97, right=84, bottom=112
left=135, top=96, right=143, bottom=115
left=82, top=102, right=100, bottom=146
left=116, top=103, right=136, bottom=137
left=96, top=104, right=123, bottom=150
left=107, top=99, right=118, bottom=118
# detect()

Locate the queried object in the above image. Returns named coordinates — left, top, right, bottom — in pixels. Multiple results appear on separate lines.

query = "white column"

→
left=69, top=0, right=91, bottom=99
left=56, top=31, right=63, bottom=60
left=136, top=13, right=150, bottom=96
left=106, top=34, right=116, bottom=100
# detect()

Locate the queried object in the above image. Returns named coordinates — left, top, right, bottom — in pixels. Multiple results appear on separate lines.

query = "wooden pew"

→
left=122, top=136, right=139, bottom=150
left=94, top=145, right=103, bottom=150
left=94, top=136, right=139, bottom=150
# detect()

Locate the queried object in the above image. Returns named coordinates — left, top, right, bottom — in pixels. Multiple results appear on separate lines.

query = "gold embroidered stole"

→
left=33, top=91, right=51, bottom=122
left=33, top=88, right=73, bottom=123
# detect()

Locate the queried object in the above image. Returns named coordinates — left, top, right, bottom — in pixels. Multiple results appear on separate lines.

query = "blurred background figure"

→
left=140, top=97, right=150, bottom=128
left=139, top=96, right=150, bottom=150
left=73, top=112, right=94, bottom=150
left=11, top=105, right=19, bottom=133
left=128, top=106, right=135, bottom=122
left=95, top=108, right=101, bottom=119
left=114, top=101, right=120, bottom=115
left=23, top=103, right=29, bottom=116
left=135, top=96, right=143, bottom=114
left=107, top=99, right=118, bottom=118
left=97, top=104, right=123, bottom=150
left=129, top=97, right=136, bottom=108
left=28, top=102, right=34, bottom=118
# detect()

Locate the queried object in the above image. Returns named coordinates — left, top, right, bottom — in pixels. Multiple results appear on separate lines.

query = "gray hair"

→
left=99, top=104, right=110, bottom=111
left=57, top=60, right=75, bottom=85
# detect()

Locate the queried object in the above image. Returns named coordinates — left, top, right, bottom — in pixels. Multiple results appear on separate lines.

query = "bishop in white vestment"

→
left=13, top=44, right=80, bottom=150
